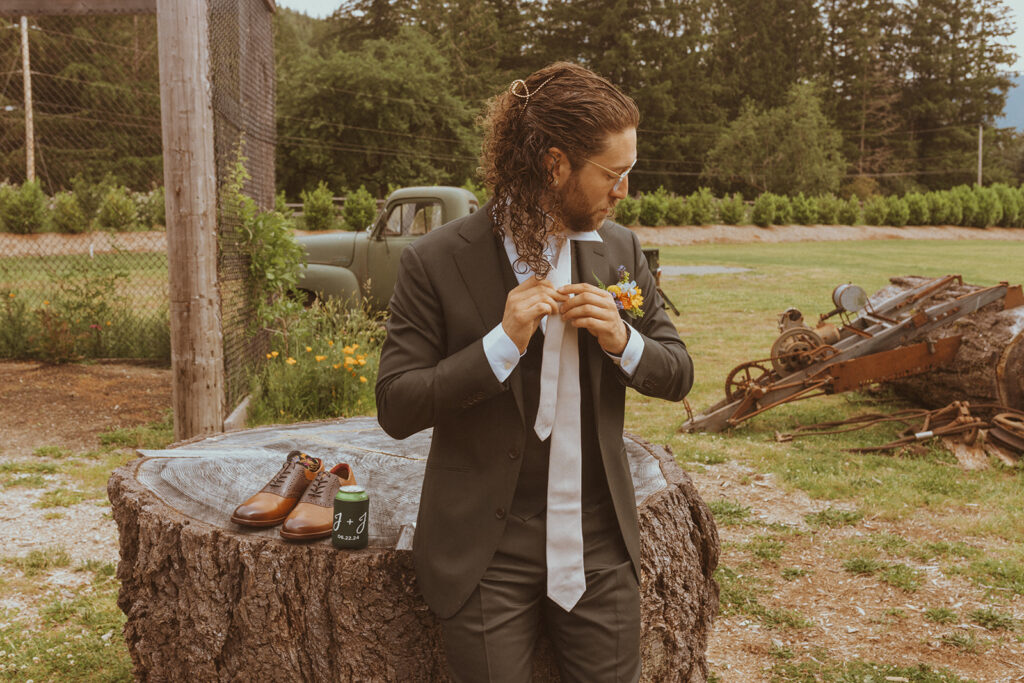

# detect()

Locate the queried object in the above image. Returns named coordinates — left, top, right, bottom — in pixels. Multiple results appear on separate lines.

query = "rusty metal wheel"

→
left=724, top=361, right=774, bottom=402
left=770, top=327, right=825, bottom=375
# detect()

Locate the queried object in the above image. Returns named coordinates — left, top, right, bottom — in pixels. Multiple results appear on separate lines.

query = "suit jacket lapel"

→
left=453, top=203, right=525, bottom=421
left=574, top=237, right=612, bottom=421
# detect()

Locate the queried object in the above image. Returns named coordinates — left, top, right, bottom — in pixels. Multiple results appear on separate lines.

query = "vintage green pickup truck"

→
left=296, top=186, right=480, bottom=308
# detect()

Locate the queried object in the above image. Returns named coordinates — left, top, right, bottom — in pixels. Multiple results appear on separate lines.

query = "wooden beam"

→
left=157, top=0, right=225, bottom=440
left=0, top=0, right=155, bottom=15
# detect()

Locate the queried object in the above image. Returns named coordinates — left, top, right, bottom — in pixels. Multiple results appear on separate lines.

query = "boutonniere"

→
left=597, top=265, right=644, bottom=319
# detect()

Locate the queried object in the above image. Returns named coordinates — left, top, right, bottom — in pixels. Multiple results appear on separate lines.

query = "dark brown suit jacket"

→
left=376, top=203, right=693, bottom=618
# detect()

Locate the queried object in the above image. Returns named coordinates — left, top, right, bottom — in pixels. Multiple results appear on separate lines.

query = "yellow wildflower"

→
left=315, top=355, right=327, bottom=362
left=7, top=292, right=14, bottom=298
left=352, top=344, right=359, bottom=350
left=266, top=353, right=273, bottom=359
left=333, top=363, right=341, bottom=369
left=305, top=346, right=312, bottom=352
left=327, top=340, right=334, bottom=346
left=286, top=357, right=297, bottom=365
left=105, top=321, right=112, bottom=326
left=607, top=285, right=621, bottom=295
left=344, top=356, right=357, bottom=367
left=359, top=376, right=368, bottom=383
left=342, top=345, right=354, bottom=354
left=43, top=300, right=49, bottom=306
left=271, top=351, right=279, bottom=358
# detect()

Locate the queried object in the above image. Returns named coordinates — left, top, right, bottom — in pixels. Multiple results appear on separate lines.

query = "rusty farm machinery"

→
left=681, top=274, right=1024, bottom=434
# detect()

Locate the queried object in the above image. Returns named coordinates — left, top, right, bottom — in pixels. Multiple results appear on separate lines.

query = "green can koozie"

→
left=333, top=485, right=369, bottom=549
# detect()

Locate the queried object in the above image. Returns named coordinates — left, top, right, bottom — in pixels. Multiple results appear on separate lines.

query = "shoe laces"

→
left=307, top=472, right=328, bottom=499
left=268, top=465, right=291, bottom=490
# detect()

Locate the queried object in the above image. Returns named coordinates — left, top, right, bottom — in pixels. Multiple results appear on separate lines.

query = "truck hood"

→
left=297, top=232, right=359, bottom=267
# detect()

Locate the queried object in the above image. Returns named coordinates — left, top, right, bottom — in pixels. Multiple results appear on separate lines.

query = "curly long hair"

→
left=480, top=62, right=639, bottom=278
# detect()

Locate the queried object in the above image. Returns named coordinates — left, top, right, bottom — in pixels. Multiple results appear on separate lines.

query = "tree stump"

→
left=872, top=276, right=1024, bottom=409
left=108, top=417, right=720, bottom=682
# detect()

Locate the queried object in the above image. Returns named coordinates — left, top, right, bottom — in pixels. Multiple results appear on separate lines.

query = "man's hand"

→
left=502, top=276, right=569, bottom=353
left=558, top=283, right=628, bottom=354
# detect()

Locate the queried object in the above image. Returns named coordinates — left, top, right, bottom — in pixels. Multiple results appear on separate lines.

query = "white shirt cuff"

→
left=483, top=323, right=522, bottom=382
left=606, top=322, right=645, bottom=377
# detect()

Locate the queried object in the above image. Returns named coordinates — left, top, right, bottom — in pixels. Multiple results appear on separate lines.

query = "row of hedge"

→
left=293, top=181, right=378, bottom=232
left=616, top=183, right=1024, bottom=229
left=0, top=176, right=165, bottom=235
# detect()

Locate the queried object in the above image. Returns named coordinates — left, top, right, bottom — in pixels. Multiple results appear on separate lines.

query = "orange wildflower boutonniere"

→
left=599, top=265, right=644, bottom=319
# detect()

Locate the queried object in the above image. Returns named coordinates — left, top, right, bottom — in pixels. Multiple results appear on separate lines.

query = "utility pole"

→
left=977, top=123, right=983, bottom=186
left=20, top=15, right=34, bottom=182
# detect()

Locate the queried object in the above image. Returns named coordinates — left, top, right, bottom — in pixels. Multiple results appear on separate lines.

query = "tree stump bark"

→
left=872, top=276, right=1024, bottom=409
left=108, top=417, right=720, bottom=682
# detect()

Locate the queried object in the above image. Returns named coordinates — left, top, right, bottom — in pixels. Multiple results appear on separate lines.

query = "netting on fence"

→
left=0, top=3, right=276, bottom=419
left=0, top=14, right=169, bottom=362
left=209, top=0, right=276, bottom=409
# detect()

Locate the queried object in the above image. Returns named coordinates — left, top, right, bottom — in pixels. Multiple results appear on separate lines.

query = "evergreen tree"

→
left=704, top=82, right=846, bottom=196
left=902, top=0, right=1017, bottom=189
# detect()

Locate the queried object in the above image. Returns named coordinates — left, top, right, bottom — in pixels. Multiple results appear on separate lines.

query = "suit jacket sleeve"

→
left=375, top=242, right=508, bottom=440
left=617, top=229, right=694, bottom=401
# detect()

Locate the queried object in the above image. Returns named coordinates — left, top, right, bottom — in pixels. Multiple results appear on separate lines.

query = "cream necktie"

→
left=534, top=236, right=586, bottom=612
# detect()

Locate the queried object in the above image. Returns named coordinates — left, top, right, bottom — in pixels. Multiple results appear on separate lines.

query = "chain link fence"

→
left=210, top=0, right=276, bottom=410
left=0, top=14, right=169, bottom=362
left=0, top=4, right=275, bottom=415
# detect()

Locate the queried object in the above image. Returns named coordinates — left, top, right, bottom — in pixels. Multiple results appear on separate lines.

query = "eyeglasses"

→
left=583, top=157, right=636, bottom=192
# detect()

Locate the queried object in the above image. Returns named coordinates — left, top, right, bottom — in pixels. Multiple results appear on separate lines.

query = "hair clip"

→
left=509, top=75, right=555, bottom=110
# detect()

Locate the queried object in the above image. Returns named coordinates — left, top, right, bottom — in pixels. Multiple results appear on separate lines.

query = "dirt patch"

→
left=690, top=462, right=1024, bottom=682
left=0, top=361, right=171, bottom=459
left=0, top=361, right=172, bottom=565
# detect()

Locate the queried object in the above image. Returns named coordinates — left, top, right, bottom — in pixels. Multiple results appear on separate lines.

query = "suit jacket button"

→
left=508, top=449, right=519, bottom=460
left=495, top=507, right=506, bottom=519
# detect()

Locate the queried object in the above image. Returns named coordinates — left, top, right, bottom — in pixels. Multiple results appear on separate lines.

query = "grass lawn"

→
left=2, top=237, right=1022, bottom=681
left=628, top=238, right=1024, bottom=680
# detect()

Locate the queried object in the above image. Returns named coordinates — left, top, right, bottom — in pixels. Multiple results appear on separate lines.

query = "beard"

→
left=551, top=172, right=607, bottom=233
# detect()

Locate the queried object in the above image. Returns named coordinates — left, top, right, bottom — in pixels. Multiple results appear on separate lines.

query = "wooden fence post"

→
left=156, top=0, right=225, bottom=440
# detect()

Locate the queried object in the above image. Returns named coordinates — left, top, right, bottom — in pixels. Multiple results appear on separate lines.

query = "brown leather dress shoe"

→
left=231, top=451, right=323, bottom=527
left=279, top=463, right=357, bottom=541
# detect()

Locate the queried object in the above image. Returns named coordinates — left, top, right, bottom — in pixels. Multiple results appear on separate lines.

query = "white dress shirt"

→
left=482, top=230, right=645, bottom=383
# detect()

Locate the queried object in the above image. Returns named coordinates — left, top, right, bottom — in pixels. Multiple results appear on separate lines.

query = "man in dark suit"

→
left=376, top=62, right=693, bottom=682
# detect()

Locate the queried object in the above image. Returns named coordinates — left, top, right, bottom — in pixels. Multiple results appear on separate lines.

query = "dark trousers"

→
left=439, top=502, right=641, bottom=683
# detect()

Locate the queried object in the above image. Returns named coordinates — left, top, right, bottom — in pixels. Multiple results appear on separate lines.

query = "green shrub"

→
left=614, top=195, right=641, bottom=226
left=342, top=185, right=377, bottom=232
left=136, top=187, right=165, bottom=229
left=69, top=173, right=116, bottom=220
left=863, top=196, right=889, bottom=225
left=926, top=192, right=951, bottom=225
left=2, top=180, right=47, bottom=234
left=301, top=180, right=336, bottom=231
left=815, top=193, right=841, bottom=225
left=751, top=192, right=776, bottom=227
left=952, top=185, right=979, bottom=227
left=773, top=194, right=793, bottom=224
left=944, top=190, right=964, bottom=226
left=837, top=197, right=861, bottom=225
left=790, top=193, right=816, bottom=225
left=638, top=187, right=670, bottom=226
left=975, top=186, right=1002, bottom=228
left=718, top=193, right=746, bottom=224
left=0, top=183, right=14, bottom=230
left=95, top=186, right=139, bottom=231
left=664, top=194, right=691, bottom=226
left=885, top=196, right=909, bottom=227
left=688, top=187, right=717, bottom=225
left=275, top=189, right=291, bottom=216
left=905, top=193, right=929, bottom=226
left=992, top=183, right=1021, bottom=227
left=50, top=191, right=90, bottom=234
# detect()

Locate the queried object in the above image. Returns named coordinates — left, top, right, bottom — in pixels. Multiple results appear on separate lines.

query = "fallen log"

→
left=108, top=417, right=720, bottom=682
left=873, top=276, right=1024, bottom=409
